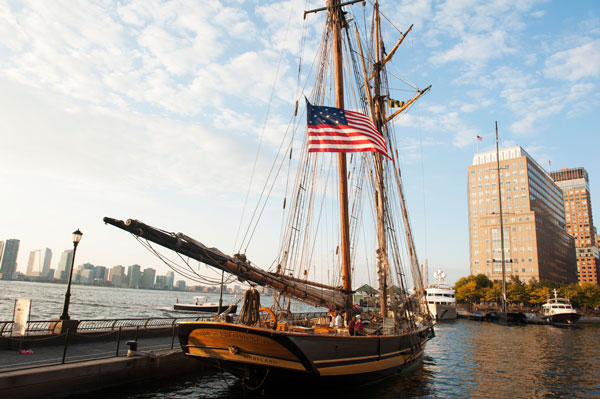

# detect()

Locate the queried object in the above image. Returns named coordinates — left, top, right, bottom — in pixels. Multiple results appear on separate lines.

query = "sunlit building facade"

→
left=468, top=146, right=577, bottom=283
left=550, top=167, right=599, bottom=284
left=0, top=239, right=20, bottom=278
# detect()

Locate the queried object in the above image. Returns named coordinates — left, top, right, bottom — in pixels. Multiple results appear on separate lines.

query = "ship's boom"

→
left=103, top=217, right=349, bottom=310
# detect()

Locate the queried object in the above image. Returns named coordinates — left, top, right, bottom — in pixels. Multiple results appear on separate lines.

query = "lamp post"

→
left=60, top=229, right=83, bottom=320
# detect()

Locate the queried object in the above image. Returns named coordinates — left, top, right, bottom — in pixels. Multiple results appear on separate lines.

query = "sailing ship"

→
left=105, top=0, right=434, bottom=389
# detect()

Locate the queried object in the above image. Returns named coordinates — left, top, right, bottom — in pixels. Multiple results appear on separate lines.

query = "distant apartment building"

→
left=175, top=280, right=186, bottom=291
left=141, top=267, right=156, bottom=289
left=128, top=264, right=142, bottom=288
left=74, top=263, right=95, bottom=284
left=55, top=250, right=74, bottom=281
left=93, top=266, right=108, bottom=284
left=109, top=265, right=127, bottom=287
left=165, top=271, right=174, bottom=290
left=155, top=275, right=166, bottom=290
left=26, top=248, right=53, bottom=278
left=0, top=239, right=20, bottom=278
left=468, top=146, right=577, bottom=284
left=550, top=167, right=600, bottom=284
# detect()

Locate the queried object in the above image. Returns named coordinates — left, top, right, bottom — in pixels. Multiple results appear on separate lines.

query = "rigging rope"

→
left=238, top=288, right=261, bottom=326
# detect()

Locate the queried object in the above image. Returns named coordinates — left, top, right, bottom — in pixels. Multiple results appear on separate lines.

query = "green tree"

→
left=507, top=275, right=529, bottom=304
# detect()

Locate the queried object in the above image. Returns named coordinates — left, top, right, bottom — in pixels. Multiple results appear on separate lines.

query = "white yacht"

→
left=541, top=289, right=581, bottom=325
left=425, top=269, right=457, bottom=320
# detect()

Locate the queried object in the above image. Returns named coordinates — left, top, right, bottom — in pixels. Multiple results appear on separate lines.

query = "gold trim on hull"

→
left=181, top=322, right=428, bottom=378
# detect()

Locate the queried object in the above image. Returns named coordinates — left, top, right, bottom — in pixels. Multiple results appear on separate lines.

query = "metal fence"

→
left=0, top=316, right=214, bottom=337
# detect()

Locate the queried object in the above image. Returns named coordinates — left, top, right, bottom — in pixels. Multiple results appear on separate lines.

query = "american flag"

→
left=477, top=135, right=483, bottom=141
left=306, top=101, right=389, bottom=158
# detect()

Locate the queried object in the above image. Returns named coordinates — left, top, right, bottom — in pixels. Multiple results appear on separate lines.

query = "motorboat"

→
left=425, top=269, right=457, bottom=320
left=541, top=289, right=581, bottom=325
left=174, top=296, right=237, bottom=314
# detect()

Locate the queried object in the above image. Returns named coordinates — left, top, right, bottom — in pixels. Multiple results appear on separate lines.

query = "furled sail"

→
left=103, top=217, right=349, bottom=310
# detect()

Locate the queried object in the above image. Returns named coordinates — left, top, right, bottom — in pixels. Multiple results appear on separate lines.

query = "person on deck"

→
left=355, top=315, right=365, bottom=336
left=334, top=312, right=344, bottom=328
left=348, top=316, right=356, bottom=336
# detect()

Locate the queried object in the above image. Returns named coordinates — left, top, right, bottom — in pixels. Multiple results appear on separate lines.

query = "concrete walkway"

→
left=0, top=335, right=176, bottom=372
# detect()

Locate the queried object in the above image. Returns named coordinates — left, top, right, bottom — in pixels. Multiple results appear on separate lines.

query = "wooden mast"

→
left=330, top=0, right=352, bottom=310
left=371, top=0, right=389, bottom=317
left=495, top=121, right=508, bottom=313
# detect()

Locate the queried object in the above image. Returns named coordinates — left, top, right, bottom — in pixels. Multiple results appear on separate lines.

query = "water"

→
left=2, top=281, right=599, bottom=397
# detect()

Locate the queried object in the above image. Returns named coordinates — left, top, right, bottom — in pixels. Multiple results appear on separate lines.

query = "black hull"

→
left=497, top=311, right=527, bottom=324
left=177, top=321, right=434, bottom=387
left=173, top=304, right=237, bottom=314
left=542, top=313, right=581, bottom=326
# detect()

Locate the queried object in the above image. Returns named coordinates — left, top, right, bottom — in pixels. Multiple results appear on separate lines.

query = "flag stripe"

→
left=306, top=102, right=389, bottom=158
left=307, top=127, right=386, bottom=148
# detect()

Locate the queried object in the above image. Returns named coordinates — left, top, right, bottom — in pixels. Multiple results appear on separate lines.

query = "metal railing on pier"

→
left=0, top=312, right=329, bottom=373
left=0, top=316, right=213, bottom=337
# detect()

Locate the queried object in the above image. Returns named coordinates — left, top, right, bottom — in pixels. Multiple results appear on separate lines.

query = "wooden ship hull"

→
left=178, top=321, right=433, bottom=385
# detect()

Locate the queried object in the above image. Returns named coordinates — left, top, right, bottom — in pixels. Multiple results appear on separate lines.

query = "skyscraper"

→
left=468, top=146, right=577, bottom=283
left=26, top=248, right=53, bottom=278
left=165, top=271, right=174, bottom=290
left=550, top=167, right=600, bottom=284
left=127, top=264, right=141, bottom=288
left=0, top=239, right=20, bottom=278
left=141, top=267, right=156, bottom=289
left=109, top=265, right=127, bottom=287
left=56, top=250, right=74, bottom=281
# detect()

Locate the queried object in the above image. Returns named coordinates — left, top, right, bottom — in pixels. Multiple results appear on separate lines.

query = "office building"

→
left=165, top=271, right=174, bottom=290
left=155, top=275, right=166, bottom=289
left=468, top=146, right=577, bottom=283
left=109, top=265, right=127, bottom=287
left=141, top=267, right=156, bottom=289
left=127, top=264, right=142, bottom=288
left=550, top=167, right=599, bottom=284
left=0, top=239, right=20, bottom=278
left=55, top=250, right=73, bottom=281
left=26, top=248, right=53, bottom=278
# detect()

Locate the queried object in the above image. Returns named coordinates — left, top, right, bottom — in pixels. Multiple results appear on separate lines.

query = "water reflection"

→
left=2, top=281, right=599, bottom=398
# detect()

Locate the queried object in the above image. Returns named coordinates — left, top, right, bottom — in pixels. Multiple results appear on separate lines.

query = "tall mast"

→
left=330, top=0, right=352, bottom=309
left=495, top=121, right=507, bottom=313
left=371, top=0, right=389, bottom=317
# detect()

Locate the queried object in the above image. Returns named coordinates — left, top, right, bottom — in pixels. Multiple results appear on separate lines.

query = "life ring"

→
left=258, top=307, right=277, bottom=330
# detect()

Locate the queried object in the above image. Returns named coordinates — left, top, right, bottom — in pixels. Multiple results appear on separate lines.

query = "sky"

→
left=1, top=0, right=599, bottom=287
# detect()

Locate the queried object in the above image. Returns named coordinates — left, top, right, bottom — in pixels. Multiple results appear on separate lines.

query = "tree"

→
left=456, top=280, right=483, bottom=303
left=528, top=286, right=548, bottom=306
left=507, top=275, right=529, bottom=304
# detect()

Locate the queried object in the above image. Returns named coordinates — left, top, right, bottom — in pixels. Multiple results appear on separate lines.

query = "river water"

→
left=2, top=281, right=599, bottom=398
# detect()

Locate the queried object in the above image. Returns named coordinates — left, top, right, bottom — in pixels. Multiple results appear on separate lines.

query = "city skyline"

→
left=1, top=1, right=599, bottom=286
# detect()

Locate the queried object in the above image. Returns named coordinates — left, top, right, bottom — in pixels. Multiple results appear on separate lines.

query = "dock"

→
left=0, top=316, right=216, bottom=398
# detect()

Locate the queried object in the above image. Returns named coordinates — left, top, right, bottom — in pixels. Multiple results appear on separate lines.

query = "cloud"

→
left=0, top=79, right=265, bottom=198
left=544, top=39, right=600, bottom=81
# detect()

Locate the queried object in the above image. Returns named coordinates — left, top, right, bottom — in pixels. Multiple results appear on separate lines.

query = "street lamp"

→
left=60, top=229, right=83, bottom=320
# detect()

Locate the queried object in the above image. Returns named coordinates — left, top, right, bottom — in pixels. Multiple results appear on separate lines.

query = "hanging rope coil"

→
left=239, top=288, right=261, bottom=326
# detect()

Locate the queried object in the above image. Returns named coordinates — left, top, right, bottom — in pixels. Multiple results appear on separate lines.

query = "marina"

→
left=2, top=281, right=600, bottom=398
left=1, top=0, right=600, bottom=398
